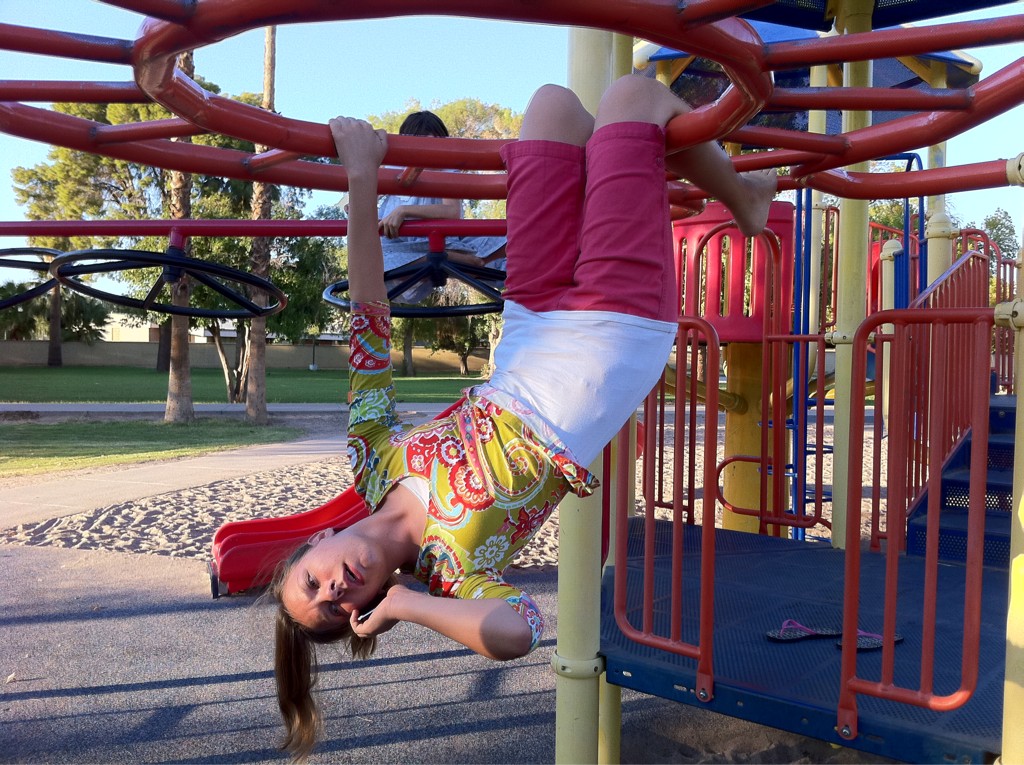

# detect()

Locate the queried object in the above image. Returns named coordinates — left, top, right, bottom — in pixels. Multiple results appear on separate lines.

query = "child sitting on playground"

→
left=377, top=110, right=507, bottom=302
left=270, top=75, right=776, bottom=760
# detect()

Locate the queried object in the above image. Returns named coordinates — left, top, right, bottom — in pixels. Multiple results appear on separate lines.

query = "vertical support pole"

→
left=879, top=239, right=901, bottom=432
left=555, top=29, right=630, bottom=765
left=998, top=289, right=1024, bottom=764
left=655, top=59, right=674, bottom=86
left=830, top=0, right=874, bottom=549
left=554, top=465, right=604, bottom=765
left=925, top=61, right=954, bottom=285
left=722, top=342, right=763, bottom=532
left=612, top=33, right=633, bottom=82
left=568, top=29, right=615, bottom=115
left=598, top=417, right=634, bottom=765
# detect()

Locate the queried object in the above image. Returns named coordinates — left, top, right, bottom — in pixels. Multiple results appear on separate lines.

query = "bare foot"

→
left=732, top=169, right=778, bottom=237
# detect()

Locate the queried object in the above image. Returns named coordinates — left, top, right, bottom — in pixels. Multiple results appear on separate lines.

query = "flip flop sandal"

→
left=766, top=619, right=843, bottom=642
left=836, top=630, right=905, bottom=651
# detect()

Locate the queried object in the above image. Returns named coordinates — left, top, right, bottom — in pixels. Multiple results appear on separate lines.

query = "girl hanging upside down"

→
left=270, top=75, right=777, bottom=760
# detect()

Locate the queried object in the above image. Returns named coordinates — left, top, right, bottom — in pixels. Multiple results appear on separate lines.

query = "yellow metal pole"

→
left=612, top=33, right=632, bottom=82
left=925, top=61, right=955, bottom=284
left=568, top=28, right=614, bottom=115
left=555, top=29, right=627, bottom=765
left=598, top=417, right=634, bottom=765
left=995, top=255, right=1024, bottom=762
left=554, top=462, right=604, bottom=765
left=829, top=0, right=874, bottom=550
left=655, top=59, right=673, bottom=86
left=722, top=342, right=763, bottom=533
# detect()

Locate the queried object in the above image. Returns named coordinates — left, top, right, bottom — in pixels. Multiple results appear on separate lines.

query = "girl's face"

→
left=280, top=527, right=387, bottom=632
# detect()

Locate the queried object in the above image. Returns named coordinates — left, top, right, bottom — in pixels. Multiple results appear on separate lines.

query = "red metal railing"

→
left=838, top=305, right=993, bottom=740
left=956, top=228, right=1019, bottom=393
left=675, top=211, right=834, bottom=534
left=867, top=247, right=992, bottom=550
left=612, top=316, right=720, bottom=702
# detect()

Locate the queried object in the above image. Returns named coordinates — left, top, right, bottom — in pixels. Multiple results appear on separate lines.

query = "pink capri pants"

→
left=498, top=122, right=677, bottom=323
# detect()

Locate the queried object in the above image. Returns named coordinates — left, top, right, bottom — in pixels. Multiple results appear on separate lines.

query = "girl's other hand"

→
left=349, top=583, right=408, bottom=638
left=379, top=207, right=407, bottom=239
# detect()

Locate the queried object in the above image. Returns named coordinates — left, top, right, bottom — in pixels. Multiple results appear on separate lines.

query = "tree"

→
left=975, top=208, right=1019, bottom=257
left=10, top=69, right=321, bottom=410
left=0, top=282, right=109, bottom=343
left=59, top=292, right=111, bottom=344
left=267, top=205, right=347, bottom=346
left=417, top=284, right=490, bottom=376
left=11, top=102, right=118, bottom=368
left=869, top=198, right=919, bottom=235
left=0, top=283, right=47, bottom=340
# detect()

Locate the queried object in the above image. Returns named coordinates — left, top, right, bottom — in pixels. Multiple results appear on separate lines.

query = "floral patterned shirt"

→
left=347, top=307, right=597, bottom=651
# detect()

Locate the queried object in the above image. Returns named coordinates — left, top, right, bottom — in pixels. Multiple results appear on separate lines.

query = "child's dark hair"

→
left=399, top=110, right=449, bottom=138
left=269, top=542, right=397, bottom=761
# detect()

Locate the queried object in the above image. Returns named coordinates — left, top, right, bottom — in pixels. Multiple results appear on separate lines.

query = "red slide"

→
left=208, top=399, right=465, bottom=597
left=209, top=488, right=370, bottom=597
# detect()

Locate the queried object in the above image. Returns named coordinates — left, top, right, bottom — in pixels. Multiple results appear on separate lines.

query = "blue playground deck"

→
left=601, top=519, right=1007, bottom=764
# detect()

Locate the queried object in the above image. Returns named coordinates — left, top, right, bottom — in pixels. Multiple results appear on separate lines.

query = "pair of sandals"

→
left=766, top=619, right=904, bottom=651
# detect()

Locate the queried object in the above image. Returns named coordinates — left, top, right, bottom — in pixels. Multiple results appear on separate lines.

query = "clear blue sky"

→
left=1, top=1, right=1022, bottom=253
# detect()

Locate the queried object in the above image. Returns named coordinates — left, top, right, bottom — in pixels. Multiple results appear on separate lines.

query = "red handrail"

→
left=613, top=316, right=720, bottom=702
left=838, top=306, right=994, bottom=739
left=955, top=228, right=1020, bottom=393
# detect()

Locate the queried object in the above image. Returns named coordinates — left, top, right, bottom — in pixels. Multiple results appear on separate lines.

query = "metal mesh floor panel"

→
left=602, top=520, right=1007, bottom=763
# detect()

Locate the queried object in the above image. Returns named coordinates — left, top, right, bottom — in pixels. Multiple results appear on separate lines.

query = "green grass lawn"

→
left=0, top=419, right=303, bottom=478
left=0, top=366, right=483, bottom=478
left=0, top=366, right=480, bottom=404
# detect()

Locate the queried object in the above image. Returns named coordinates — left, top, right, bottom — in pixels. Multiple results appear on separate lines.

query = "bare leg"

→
left=520, top=84, right=594, bottom=145
left=594, top=76, right=776, bottom=236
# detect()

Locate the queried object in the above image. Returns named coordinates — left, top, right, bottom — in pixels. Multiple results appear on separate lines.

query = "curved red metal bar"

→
left=0, top=2, right=1022, bottom=210
left=126, top=0, right=772, bottom=158
left=0, top=217, right=506, bottom=239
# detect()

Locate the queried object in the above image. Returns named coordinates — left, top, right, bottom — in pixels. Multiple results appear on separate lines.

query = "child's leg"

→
left=560, top=77, right=681, bottom=320
left=498, top=86, right=594, bottom=312
left=593, top=76, right=776, bottom=237
left=564, top=76, right=777, bottom=320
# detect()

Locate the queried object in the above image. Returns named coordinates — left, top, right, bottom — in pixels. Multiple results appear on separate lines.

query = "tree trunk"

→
left=46, top=282, right=62, bottom=367
left=402, top=323, right=416, bottom=377
left=486, top=321, right=502, bottom=378
left=164, top=50, right=196, bottom=424
left=155, top=318, right=171, bottom=372
left=208, top=323, right=237, bottom=397
left=245, top=26, right=276, bottom=425
left=231, top=322, right=249, bottom=403
left=165, top=278, right=195, bottom=423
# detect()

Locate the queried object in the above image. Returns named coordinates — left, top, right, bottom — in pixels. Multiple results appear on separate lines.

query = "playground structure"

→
left=1, top=1, right=1024, bottom=763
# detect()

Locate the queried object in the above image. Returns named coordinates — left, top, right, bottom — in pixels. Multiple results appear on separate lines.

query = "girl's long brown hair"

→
left=268, top=543, right=396, bottom=761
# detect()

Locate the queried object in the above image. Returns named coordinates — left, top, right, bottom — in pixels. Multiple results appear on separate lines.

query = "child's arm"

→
left=329, top=117, right=389, bottom=305
left=352, top=584, right=534, bottom=661
left=380, top=198, right=462, bottom=240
